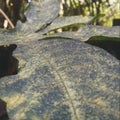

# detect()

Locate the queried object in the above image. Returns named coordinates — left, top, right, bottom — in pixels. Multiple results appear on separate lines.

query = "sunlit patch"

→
left=3, top=94, right=25, bottom=109
left=10, top=3, right=13, bottom=6
left=12, top=109, right=26, bottom=120
left=3, top=20, right=8, bottom=28
left=91, top=98, right=108, bottom=107
left=18, top=59, right=26, bottom=72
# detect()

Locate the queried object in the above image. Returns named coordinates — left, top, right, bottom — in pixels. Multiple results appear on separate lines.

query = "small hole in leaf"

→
left=0, top=44, right=19, bottom=78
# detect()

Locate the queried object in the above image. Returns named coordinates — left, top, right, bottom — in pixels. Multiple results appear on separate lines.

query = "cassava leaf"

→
left=0, top=0, right=119, bottom=120
left=40, top=16, right=93, bottom=34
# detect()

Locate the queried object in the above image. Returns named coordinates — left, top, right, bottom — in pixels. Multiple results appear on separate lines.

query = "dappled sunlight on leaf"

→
left=0, top=0, right=120, bottom=120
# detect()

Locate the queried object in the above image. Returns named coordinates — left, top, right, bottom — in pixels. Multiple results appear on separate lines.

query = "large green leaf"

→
left=0, top=0, right=119, bottom=120
left=0, top=37, right=119, bottom=120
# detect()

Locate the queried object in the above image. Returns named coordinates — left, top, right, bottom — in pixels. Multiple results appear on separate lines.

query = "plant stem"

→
left=0, top=8, right=15, bottom=29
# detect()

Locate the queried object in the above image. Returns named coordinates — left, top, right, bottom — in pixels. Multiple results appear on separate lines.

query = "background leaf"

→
left=16, top=0, right=60, bottom=33
left=39, top=16, right=93, bottom=34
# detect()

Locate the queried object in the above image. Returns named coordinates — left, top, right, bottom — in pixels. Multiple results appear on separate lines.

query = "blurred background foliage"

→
left=59, top=0, right=120, bottom=26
